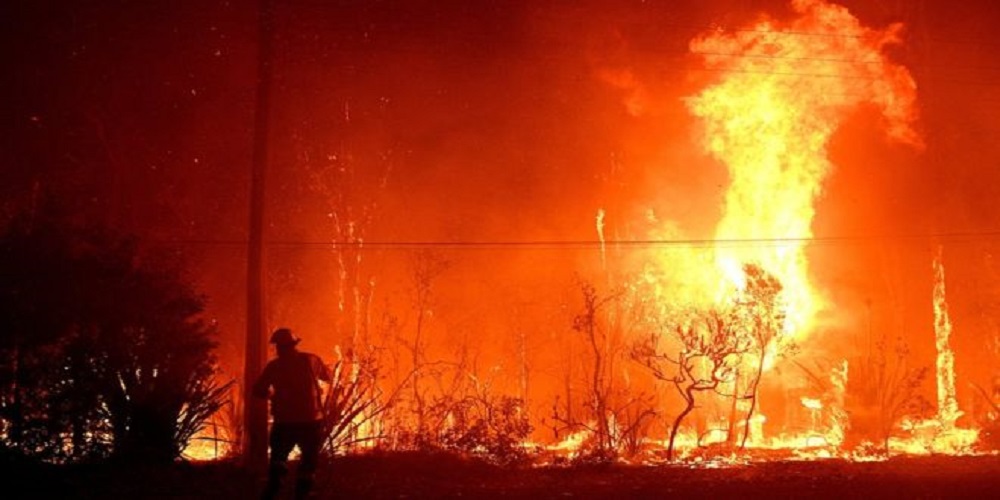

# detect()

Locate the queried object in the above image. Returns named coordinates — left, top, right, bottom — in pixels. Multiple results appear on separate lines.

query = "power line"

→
left=151, top=231, right=1000, bottom=249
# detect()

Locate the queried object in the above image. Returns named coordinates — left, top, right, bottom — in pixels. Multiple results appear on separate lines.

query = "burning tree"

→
left=404, top=293, right=535, bottom=463
left=630, top=264, right=788, bottom=460
left=396, top=249, right=450, bottom=447
left=550, top=281, right=657, bottom=461
left=633, top=306, right=752, bottom=461
left=568, top=281, right=619, bottom=456
left=730, top=264, right=787, bottom=448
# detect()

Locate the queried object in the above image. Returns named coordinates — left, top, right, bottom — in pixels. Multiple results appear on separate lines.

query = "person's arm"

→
left=251, top=364, right=272, bottom=399
left=313, top=354, right=332, bottom=383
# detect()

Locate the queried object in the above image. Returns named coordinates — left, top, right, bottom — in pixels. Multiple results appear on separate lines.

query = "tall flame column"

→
left=932, top=246, right=959, bottom=429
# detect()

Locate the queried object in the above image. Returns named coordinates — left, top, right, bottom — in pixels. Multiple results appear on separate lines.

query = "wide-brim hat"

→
left=269, top=328, right=300, bottom=346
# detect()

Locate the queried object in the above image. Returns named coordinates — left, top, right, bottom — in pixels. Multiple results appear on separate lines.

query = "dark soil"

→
left=6, top=453, right=1000, bottom=499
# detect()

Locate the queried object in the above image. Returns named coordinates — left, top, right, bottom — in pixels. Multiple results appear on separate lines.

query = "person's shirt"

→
left=252, top=350, right=332, bottom=423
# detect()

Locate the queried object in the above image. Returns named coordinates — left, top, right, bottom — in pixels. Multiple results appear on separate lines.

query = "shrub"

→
left=0, top=210, right=229, bottom=463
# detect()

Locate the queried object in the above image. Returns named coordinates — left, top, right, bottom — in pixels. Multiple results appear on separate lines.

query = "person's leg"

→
left=293, top=421, right=324, bottom=499
left=263, top=423, right=296, bottom=500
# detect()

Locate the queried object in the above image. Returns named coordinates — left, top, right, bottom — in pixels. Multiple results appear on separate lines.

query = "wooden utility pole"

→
left=244, top=0, right=273, bottom=471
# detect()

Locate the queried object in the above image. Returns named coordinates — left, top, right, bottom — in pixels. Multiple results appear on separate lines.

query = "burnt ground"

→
left=6, top=453, right=1000, bottom=499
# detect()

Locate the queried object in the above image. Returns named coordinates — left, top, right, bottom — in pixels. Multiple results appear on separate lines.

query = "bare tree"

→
left=571, top=281, right=618, bottom=454
left=548, top=281, right=657, bottom=460
left=732, top=263, right=786, bottom=449
left=396, top=249, right=450, bottom=444
left=633, top=308, right=752, bottom=461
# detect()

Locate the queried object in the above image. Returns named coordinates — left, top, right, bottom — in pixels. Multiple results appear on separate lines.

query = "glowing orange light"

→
left=684, top=0, right=921, bottom=340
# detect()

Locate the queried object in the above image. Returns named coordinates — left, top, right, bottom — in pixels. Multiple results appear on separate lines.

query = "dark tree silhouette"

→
left=0, top=208, right=230, bottom=463
left=633, top=307, right=752, bottom=460
left=554, top=280, right=656, bottom=461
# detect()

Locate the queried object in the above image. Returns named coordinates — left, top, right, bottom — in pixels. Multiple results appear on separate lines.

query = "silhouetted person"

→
left=253, top=328, right=331, bottom=500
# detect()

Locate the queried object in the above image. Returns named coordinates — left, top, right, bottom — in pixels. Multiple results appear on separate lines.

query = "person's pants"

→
left=262, top=420, right=324, bottom=499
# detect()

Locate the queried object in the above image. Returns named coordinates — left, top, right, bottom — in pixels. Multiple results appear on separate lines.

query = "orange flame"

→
left=932, top=246, right=959, bottom=429
left=678, top=0, right=921, bottom=339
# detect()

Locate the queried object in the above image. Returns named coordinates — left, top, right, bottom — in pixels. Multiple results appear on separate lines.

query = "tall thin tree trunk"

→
left=740, top=359, right=765, bottom=449
left=668, top=387, right=697, bottom=462
left=727, top=373, right=740, bottom=447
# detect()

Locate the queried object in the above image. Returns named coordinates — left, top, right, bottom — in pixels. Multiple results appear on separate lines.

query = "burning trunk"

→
left=932, top=246, right=959, bottom=430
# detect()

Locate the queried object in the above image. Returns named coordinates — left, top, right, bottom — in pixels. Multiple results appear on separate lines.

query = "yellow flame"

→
left=801, top=397, right=823, bottom=410
left=181, top=425, right=234, bottom=461
left=680, top=0, right=921, bottom=339
left=932, top=246, right=960, bottom=429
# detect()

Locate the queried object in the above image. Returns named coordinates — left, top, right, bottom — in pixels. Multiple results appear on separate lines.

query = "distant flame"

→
left=932, top=246, right=960, bottom=429
left=801, top=397, right=822, bottom=411
left=596, top=208, right=607, bottom=269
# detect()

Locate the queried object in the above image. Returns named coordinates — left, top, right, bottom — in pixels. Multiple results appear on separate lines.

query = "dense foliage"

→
left=0, top=210, right=230, bottom=463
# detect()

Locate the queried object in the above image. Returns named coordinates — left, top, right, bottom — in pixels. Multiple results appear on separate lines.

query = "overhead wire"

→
left=150, top=231, right=1000, bottom=250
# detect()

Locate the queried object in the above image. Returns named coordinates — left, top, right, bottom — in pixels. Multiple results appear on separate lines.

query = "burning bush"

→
left=845, top=331, right=933, bottom=454
left=387, top=363, right=533, bottom=465
left=428, top=394, right=533, bottom=466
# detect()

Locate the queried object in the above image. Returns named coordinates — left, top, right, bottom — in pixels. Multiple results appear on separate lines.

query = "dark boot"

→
left=261, top=479, right=281, bottom=500
left=293, top=476, right=314, bottom=499
left=262, top=463, right=288, bottom=500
